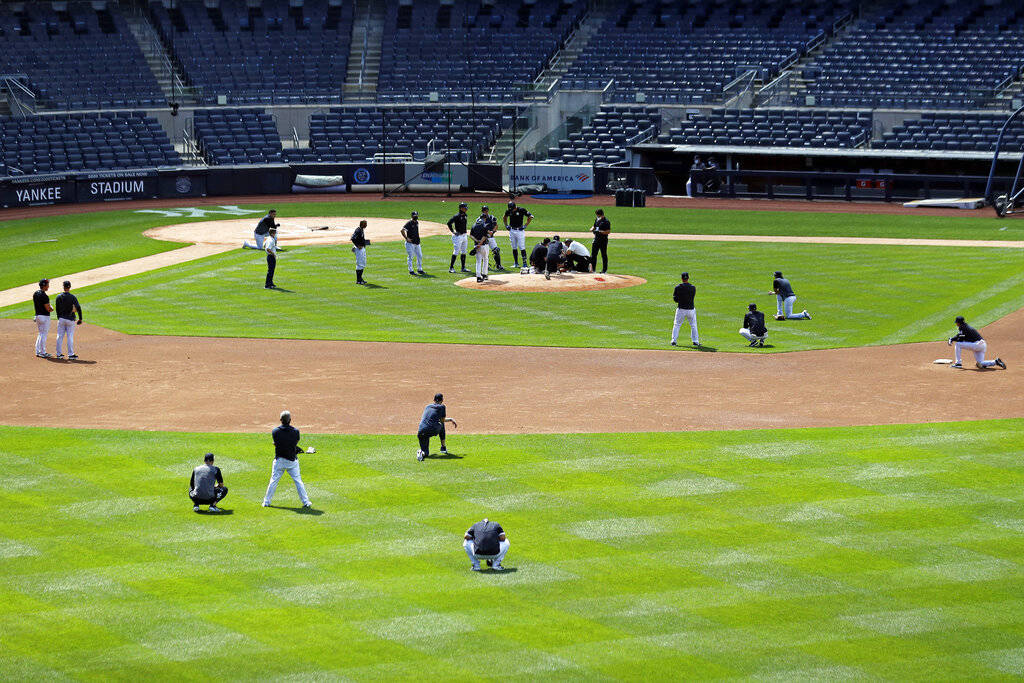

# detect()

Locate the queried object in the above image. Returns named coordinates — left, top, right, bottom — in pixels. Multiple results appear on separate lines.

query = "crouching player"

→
left=529, top=238, right=551, bottom=274
left=739, top=303, right=768, bottom=347
left=563, top=238, right=592, bottom=272
left=417, top=393, right=458, bottom=461
left=189, top=452, right=228, bottom=512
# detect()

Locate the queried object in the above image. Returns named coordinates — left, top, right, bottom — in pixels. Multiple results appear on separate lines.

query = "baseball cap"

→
left=507, top=200, right=516, bottom=208
left=39, top=278, right=49, bottom=287
left=681, top=272, right=689, bottom=279
left=204, top=452, right=215, bottom=462
left=955, top=315, right=965, bottom=324
left=63, top=280, right=71, bottom=288
left=748, top=303, right=757, bottom=311
left=481, top=205, right=489, bottom=211
left=552, top=234, right=560, bottom=241
left=458, top=202, right=467, bottom=209
left=411, top=211, right=418, bottom=218
left=773, top=271, right=783, bottom=277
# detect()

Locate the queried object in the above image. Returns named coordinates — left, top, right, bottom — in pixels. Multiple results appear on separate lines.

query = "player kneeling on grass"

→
left=563, top=239, right=592, bottom=272
left=948, top=316, right=1006, bottom=370
left=417, top=392, right=457, bottom=461
left=739, top=303, right=768, bottom=347
left=189, top=452, right=228, bottom=513
left=464, top=517, right=509, bottom=571
left=529, top=238, right=550, bottom=274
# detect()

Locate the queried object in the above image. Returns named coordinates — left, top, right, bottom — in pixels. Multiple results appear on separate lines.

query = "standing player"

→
left=739, top=303, right=768, bottom=347
left=591, top=209, right=611, bottom=273
left=401, top=211, right=425, bottom=275
left=351, top=220, right=370, bottom=285
left=503, top=200, right=533, bottom=269
left=770, top=271, right=811, bottom=320
left=244, top=208, right=278, bottom=250
left=54, top=280, right=83, bottom=359
left=264, top=227, right=278, bottom=289
left=948, top=316, right=1006, bottom=369
left=478, top=206, right=504, bottom=271
left=33, top=278, right=52, bottom=358
left=670, top=272, right=699, bottom=347
left=416, top=392, right=458, bottom=461
left=447, top=202, right=470, bottom=273
left=262, top=410, right=314, bottom=509
left=470, top=211, right=491, bottom=282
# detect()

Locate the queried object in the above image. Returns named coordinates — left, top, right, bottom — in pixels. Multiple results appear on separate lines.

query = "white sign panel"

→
left=510, top=164, right=595, bottom=192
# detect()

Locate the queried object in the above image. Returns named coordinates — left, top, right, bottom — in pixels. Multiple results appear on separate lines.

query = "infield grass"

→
left=10, top=236, right=1020, bottom=352
left=1, top=420, right=1022, bottom=678
left=1, top=199, right=1022, bottom=291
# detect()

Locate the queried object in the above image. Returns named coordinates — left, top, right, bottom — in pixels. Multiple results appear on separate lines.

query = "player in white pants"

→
left=243, top=209, right=278, bottom=250
left=32, top=278, right=52, bottom=358
left=262, top=411, right=313, bottom=508
left=447, top=202, right=470, bottom=273
left=470, top=215, right=491, bottom=282
left=401, top=211, right=425, bottom=275
left=949, top=316, right=1006, bottom=369
left=670, top=272, right=699, bottom=346
left=54, top=280, right=83, bottom=359
left=771, top=271, right=811, bottom=320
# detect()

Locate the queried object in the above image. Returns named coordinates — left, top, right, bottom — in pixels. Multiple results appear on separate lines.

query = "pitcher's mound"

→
left=455, top=271, right=646, bottom=292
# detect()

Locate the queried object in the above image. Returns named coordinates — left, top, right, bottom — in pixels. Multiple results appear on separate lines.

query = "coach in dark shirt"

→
left=189, top=452, right=228, bottom=512
left=740, top=303, right=768, bottom=347
left=463, top=517, right=510, bottom=571
left=670, top=272, right=699, bottom=346
left=591, top=209, right=611, bottom=273
left=544, top=235, right=564, bottom=279
left=417, top=393, right=457, bottom=460
left=262, top=410, right=313, bottom=508
left=530, top=238, right=550, bottom=273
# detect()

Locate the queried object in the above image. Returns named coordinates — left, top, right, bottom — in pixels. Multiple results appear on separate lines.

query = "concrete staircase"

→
left=344, top=0, right=384, bottom=102
left=532, top=9, right=606, bottom=93
left=124, top=13, right=197, bottom=106
left=483, top=112, right=531, bottom=164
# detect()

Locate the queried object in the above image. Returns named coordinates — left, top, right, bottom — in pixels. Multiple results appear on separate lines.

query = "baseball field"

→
left=1, top=195, right=1022, bottom=679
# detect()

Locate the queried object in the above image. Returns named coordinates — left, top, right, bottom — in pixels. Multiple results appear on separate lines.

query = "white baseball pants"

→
left=955, top=339, right=996, bottom=366
left=243, top=232, right=267, bottom=250
left=354, top=247, right=366, bottom=270
left=464, top=539, right=510, bottom=567
left=509, top=229, right=526, bottom=251
left=739, top=327, right=766, bottom=343
left=486, top=237, right=498, bottom=250
left=34, top=315, right=50, bottom=355
left=263, top=458, right=310, bottom=506
left=405, top=242, right=423, bottom=271
left=475, top=244, right=490, bottom=278
left=776, top=294, right=808, bottom=319
left=672, top=308, right=699, bottom=344
left=452, top=233, right=468, bottom=254
left=56, top=318, right=76, bottom=356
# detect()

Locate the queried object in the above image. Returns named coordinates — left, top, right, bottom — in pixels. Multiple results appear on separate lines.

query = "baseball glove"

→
left=351, top=247, right=356, bottom=253
left=469, top=247, right=477, bottom=255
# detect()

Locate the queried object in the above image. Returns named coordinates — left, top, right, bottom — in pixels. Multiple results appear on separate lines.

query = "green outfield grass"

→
left=2, top=200, right=1022, bottom=292
left=7, top=236, right=1019, bottom=352
left=1, top=420, right=1022, bottom=679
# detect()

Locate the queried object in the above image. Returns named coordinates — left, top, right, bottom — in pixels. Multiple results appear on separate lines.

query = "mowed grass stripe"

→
left=1, top=420, right=1022, bottom=678
left=7, top=238, right=1021, bottom=352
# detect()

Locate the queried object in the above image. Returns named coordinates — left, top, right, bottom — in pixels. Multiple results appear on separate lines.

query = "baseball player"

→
left=416, top=392, right=457, bottom=461
left=948, top=316, right=1006, bottom=369
left=351, top=219, right=370, bottom=285
left=32, top=278, right=52, bottom=358
left=401, top=211, right=425, bottom=275
left=739, top=302, right=768, bottom=347
left=478, top=206, right=504, bottom=271
left=544, top=235, right=564, bottom=280
left=244, top=209, right=278, bottom=250
left=470, top=213, right=491, bottom=282
left=591, top=209, right=611, bottom=273
left=563, top=238, right=591, bottom=272
left=54, top=280, right=83, bottom=359
left=189, top=452, right=228, bottom=513
left=770, top=271, right=811, bottom=320
left=463, top=518, right=510, bottom=571
left=447, top=202, right=470, bottom=273
left=530, top=238, right=551, bottom=274
left=503, top=200, right=533, bottom=269
left=671, top=272, right=699, bottom=347
left=264, top=227, right=278, bottom=289
left=262, top=410, right=315, bottom=508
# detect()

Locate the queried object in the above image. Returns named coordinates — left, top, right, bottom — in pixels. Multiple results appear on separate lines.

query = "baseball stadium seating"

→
left=147, top=0, right=352, bottom=105
left=561, top=0, right=856, bottom=104
left=0, top=112, right=180, bottom=175
left=192, top=108, right=284, bottom=165
left=662, top=109, right=871, bottom=149
left=0, top=2, right=164, bottom=110
left=801, top=2, right=1024, bottom=109
left=303, top=106, right=514, bottom=163
left=376, top=0, right=584, bottom=102
left=875, top=112, right=1024, bottom=152
left=547, top=106, right=660, bottom=164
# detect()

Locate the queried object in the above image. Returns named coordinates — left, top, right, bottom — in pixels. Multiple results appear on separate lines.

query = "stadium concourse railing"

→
left=690, top=169, right=1005, bottom=202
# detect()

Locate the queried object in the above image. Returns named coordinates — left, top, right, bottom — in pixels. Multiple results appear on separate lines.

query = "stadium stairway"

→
left=482, top=110, right=530, bottom=164
left=533, top=6, right=607, bottom=93
left=344, top=0, right=384, bottom=102
left=123, top=11, right=197, bottom=106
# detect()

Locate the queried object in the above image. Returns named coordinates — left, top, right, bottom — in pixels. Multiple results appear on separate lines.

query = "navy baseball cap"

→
left=681, top=272, right=689, bottom=279
left=507, top=200, right=516, bottom=207
left=955, top=315, right=965, bottom=324
left=458, top=202, right=467, bottom=209
left=773, top=271, right=783, bottom=277
left=411, top=211, right=418, bottom=218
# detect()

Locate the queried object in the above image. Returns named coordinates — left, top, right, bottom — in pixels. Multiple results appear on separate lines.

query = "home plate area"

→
left=455, top=271, right=647, bottom=292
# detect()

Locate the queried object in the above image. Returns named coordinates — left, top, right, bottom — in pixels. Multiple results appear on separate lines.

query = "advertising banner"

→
left=509, top=163, right=595, bottom=192
left=0, top=174, right=77, bottom=208
left=76, top=170, right=159, bottom=202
